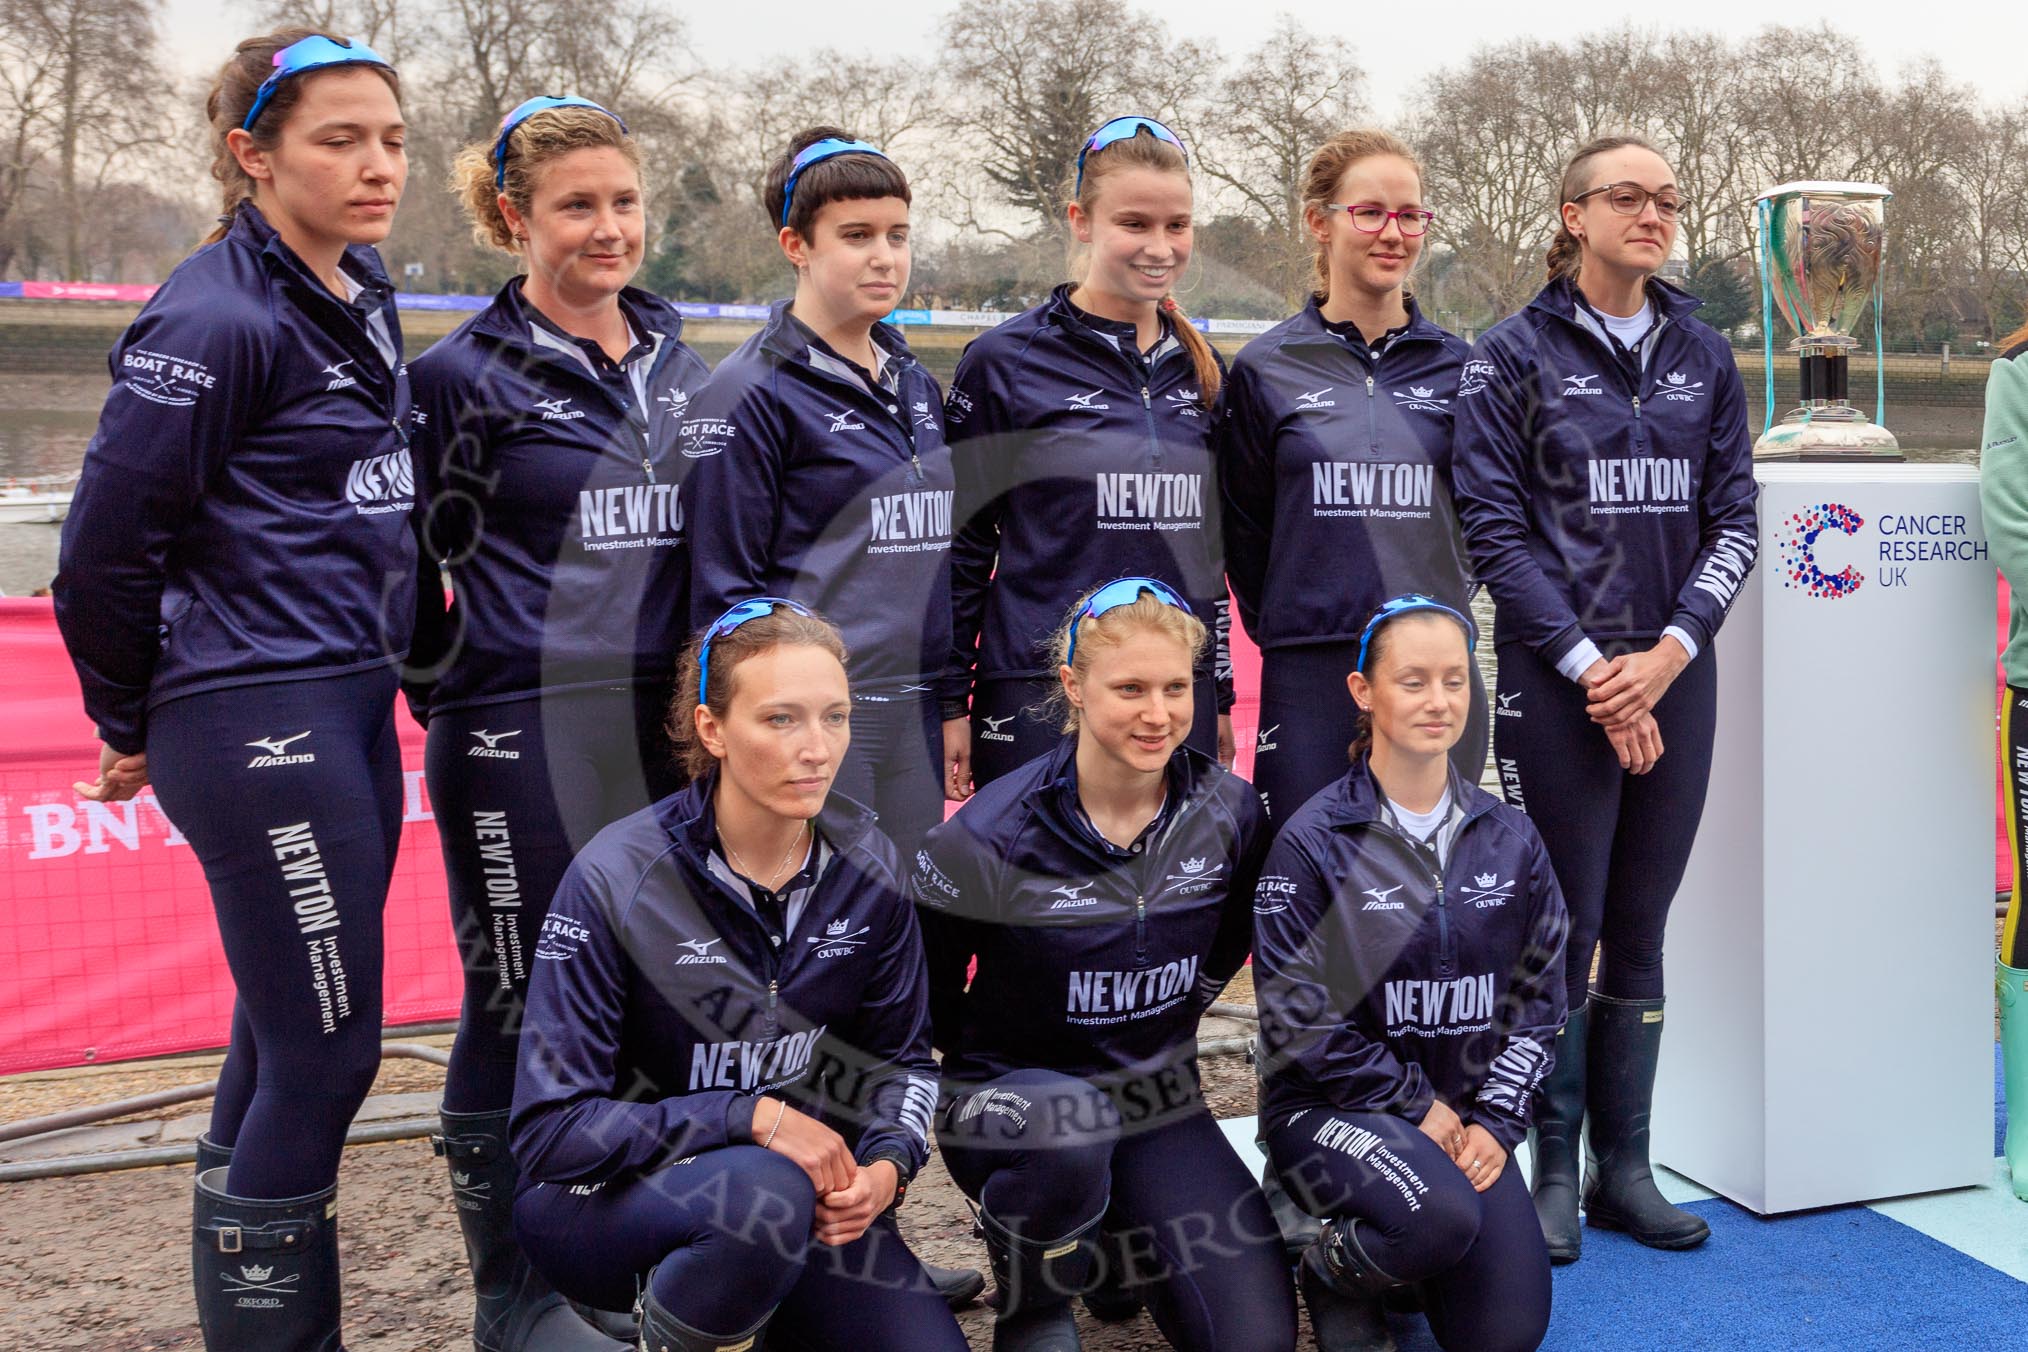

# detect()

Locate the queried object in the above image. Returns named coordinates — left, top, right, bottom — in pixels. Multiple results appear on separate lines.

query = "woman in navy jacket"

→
left=406, top=96, right=710, bottom=1350
left=1255, top=597, right=1567, bottom=1352
left=1218, top=129, right=1482, bottom=821
left=684, top=128, right=954, bottom=860
left=1452, top=135, right=1758, bottom=1262
left=941, top=117, right=1234, bottom=797
left=510, top=601, right=966, bottom=1352
left=52, top=29, right=411, bottom=1350
left=912, top=579, right=1294, bottom=1352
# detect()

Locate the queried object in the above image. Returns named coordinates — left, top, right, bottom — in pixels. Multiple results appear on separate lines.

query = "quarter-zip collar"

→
left=1044, top=283, right=1184, bottom=378
left=1317, top=752, right=1499, bottom=837
left=757, top=299, right=916, bottom=394
left=1280, top=293, right=1450, bottom=361
left=1034, top=734, right=1211, bottom=864
left=1531, top=274, right=1703, bottom=381
left=233, top=201, right=402, bottom=397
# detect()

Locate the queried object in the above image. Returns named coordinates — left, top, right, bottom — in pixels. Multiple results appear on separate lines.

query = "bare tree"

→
left=245, top=0, right=413, bottom=63
left=1955, top=98, right=2028, bottom=340
left=937, top=0, right=1215, bottom=234
left=1189, top=15, right=1364, bottom=308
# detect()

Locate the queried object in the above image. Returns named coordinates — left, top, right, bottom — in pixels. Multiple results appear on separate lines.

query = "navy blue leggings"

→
left=1492, top=640, right=1717, bottom=1009
left=968, top=670, right=1219, bottom=789
left=513, top=1145, right=968, bottom=1349
left=147, top=667, right=403, bottom=1199
left=939, top=1068, right=1296, bottom=1352
left=1253, top=641, right=1489, bottom=822
left=1267, top=1109, right=1549, bottom=1352
left=425, top=681, right=683, bottom=1113
left=832, top=690, right=944, bottom=859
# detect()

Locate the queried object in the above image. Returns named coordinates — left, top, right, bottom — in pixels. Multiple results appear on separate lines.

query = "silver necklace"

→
left=725, top=822, right=808, bottom=892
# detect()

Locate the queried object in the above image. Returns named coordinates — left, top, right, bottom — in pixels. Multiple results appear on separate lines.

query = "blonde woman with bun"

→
left=405, top=93, right=709, bottom=1351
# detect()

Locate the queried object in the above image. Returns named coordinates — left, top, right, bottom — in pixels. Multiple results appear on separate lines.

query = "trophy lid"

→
left=1757, top=180, right=1892, bottom=203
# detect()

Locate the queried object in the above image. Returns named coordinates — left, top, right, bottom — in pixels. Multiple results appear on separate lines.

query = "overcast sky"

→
left=158, top=1, right=2027, bottom=115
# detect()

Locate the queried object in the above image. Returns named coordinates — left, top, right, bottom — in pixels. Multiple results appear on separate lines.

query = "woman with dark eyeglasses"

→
left=1452, top=135, right=1758, bottom=1264
left=53, top=29, right=411, bottom=1350
left=404, top=94, right=710, bottom=1350
left=911, top=579, right=1294, bottom=1352
left=1216, top=128, right=1483, bottom=826
left=509, top=599, right=968, bottom=1352
left=1254, top=596, right=1566, bottom=1352
left=941, top=116, right=1235, bottom=799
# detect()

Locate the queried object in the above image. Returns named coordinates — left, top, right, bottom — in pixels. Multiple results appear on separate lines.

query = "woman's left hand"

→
left=1217, top=714, right=1235, bottom=769
left=1455, top=1125, right=1507, bottom=1194
left=1586, top=637, right=1690, bottom=727
left=813, top=1159, right=898, bottom=1247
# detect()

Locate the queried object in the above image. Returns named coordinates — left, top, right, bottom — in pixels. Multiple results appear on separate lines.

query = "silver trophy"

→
left=1752, top=180, right=1900, bottom=461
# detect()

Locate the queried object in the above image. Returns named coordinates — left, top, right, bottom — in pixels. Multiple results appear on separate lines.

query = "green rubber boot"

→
left=2001, top=959, right=2028, bottom=1202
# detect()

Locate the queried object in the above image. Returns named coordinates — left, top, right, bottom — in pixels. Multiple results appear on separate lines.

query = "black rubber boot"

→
left=192, top=1166, right=344, bottom=1351
left=1528, top=1002, right=1588, bottom=1264
left=1079, top=1227, right=1142, bottom=1323
left=980, top=1208, right=1100, bottom=1352
left=1297, top=1219, right=1398, bottom=1352
left=435, top=1108, right=628, bottom=1350
left=924, top=1259, right=987, bottom=1309
left=637, top=1276, right=768, bottom=1352
left=195, top=1133, right=235, bottom=1177
left=1583, top=996, right=1710, bottom=1250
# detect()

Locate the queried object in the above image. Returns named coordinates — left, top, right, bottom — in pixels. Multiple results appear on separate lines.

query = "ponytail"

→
left=1162, top=297, right=1221, bottom=407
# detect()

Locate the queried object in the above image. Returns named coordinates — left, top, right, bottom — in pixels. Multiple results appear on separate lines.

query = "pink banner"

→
left=20, top=280, right=160, bottom=304
left=0, top=599, right=459, bottom=1075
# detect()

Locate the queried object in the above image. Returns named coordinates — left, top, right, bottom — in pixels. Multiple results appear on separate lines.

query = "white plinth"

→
left=1653, top=464, right=1996, bottom=1214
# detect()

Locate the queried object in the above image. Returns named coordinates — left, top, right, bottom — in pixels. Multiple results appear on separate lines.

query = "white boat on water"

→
left=0, top=474, right=77, bottom=524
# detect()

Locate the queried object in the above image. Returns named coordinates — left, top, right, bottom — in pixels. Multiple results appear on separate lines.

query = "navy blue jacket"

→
left=406, top=280, right=708, bottom=713
left=1451, top=277, right=1759, bottom=665
left=942, top=286, right=1232, bottom=713
left=683, top=303, right=953, bottom=695
left=54, top=204, right=414, bottom=753
left=1218, top=297, right=1473, bottom=651
left=510, top=773, right=939, bottom=1187
left=908, top=739, right=1267, bottom=1100
left=1252, top=762, right=1567, bottom=1151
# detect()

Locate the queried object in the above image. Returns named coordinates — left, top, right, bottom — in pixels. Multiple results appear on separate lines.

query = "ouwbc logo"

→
left=1778, top=503, right=1864, bottom=599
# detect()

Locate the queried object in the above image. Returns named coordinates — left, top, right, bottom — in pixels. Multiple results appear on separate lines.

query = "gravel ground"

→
left=0, top=978, right=1304, bottom=1351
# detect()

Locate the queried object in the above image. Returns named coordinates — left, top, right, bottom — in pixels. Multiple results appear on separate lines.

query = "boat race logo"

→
left=1777, top=503, right=1865, bottom=600
left=119, top=348, right=215, bottom=406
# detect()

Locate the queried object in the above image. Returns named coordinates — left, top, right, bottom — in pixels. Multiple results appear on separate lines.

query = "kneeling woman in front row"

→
left=1255, top=597, right=1567, bottom=1352
left=912, top=579, right=1295, bottom=1352
left=509, top=600, right=966, bottom=1352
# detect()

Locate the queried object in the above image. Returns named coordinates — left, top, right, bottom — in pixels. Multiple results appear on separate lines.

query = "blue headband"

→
left=780, top=137, right=890, bottom=227
left=492, top=95, right=628, bottom=189
left=1356, top=594, right=1478, bottom=673
left=1064, top=577, right=1194, bottom=671
left=244, top=35, right=393, bottom=131
left=697, top=598, right=818, bottom=704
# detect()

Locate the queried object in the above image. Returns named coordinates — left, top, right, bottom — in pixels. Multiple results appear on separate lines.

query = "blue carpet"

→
left=1384, top=1199, right=2028, bottom=1351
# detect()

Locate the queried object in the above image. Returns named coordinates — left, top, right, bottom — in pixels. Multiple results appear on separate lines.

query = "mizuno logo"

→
left=1362, top=884, right=1406, bottom=911
left=1499, top=692, right=1521, bottom=709
left=322, top=359, right=357, bottom=390
left=980, top=713, right=1017, bottom=742
left=535, top=396, right=585, bottom=421
left=827, top=410, right=867, bottom=432
left=1256, top=723, right=1279, bottom=752
left=468, top=728, right=522, bottom=759
left=1048, top=881, right=1099, bottom=911
left=674, top=937, right=728, bottom=965
left=246, top=732, right=315, bottom=769
left=1065, top=390, right=1111, bottom=410
left=1297, top=388, right=1336, bottom=409
left=1562, top=374, right=1603, bottom=396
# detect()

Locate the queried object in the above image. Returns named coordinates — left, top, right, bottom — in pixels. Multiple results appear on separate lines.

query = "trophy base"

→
left=1753, top=414, right=1901, bottom=463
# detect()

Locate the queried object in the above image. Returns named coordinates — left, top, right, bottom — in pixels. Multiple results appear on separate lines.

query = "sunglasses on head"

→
left=492, top=95, right=628, bottom=189
left=697, top=598, right=816, bottom=704
left=1075, top=116, right=1187, bottom=195
left=1356, top=594, right=1477, bottom=673
left=243, top=35, right=393, bottom=131
left=1065, top=577, right=1193, bottom=670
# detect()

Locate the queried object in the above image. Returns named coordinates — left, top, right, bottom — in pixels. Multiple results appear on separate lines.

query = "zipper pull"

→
left=642, top=457, right=655, bottom=485
left=1632, top=395, right=1643, bottom=420
left=1366, top=375, right=1376, bottom=396
left=1141, top=386, right=1152, bottom=408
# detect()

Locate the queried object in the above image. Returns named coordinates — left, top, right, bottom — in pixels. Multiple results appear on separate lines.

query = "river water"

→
left=0, top=372, right=1984, bottom=597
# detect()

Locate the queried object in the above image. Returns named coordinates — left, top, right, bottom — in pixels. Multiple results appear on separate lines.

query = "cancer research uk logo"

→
left=1778, top=503, right=1866, bottom=600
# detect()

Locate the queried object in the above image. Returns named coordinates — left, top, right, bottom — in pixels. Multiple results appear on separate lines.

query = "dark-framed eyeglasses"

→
left=1325, top=204, right=1435, bottom=236
left=1570, top=182, right=1688, bottom=222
